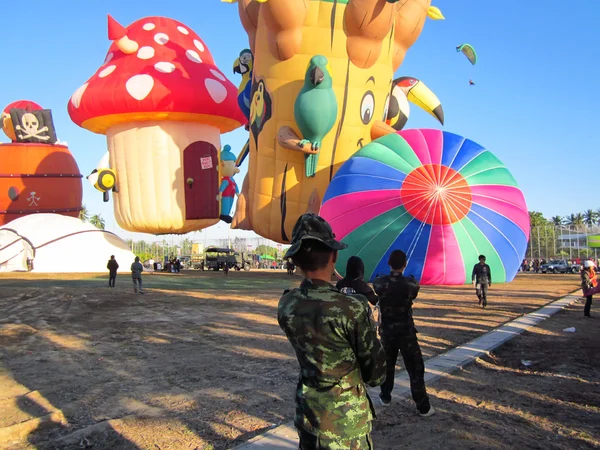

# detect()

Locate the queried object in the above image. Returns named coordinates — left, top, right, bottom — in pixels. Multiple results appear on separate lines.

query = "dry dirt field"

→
left=373, top=297, right=600, bottom=450
left=0, top=270, right=585, bottom=449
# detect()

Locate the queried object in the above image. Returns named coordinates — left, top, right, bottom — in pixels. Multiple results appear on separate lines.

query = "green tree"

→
left=528, top=211, right=548, bottom=227
left=583, top=209, right=597, bottom=226
left=255, top=245, right=278, bottom=258
left=566, top=213, right=584, bottom=230
left=79, top=205, right=89, bottom=222
left=89, top=214, right=105, bottom=230
left=181, top=238, right=193, bottom=256
left=551, top=216, right=563, bottom=226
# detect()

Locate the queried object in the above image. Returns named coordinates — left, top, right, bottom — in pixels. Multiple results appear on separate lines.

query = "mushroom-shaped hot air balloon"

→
left=320, top=130, right=530, bottom=285
left=68, top=15, right=247, bottom=234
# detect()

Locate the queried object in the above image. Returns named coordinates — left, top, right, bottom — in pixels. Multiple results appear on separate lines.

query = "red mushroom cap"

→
left=68, top=16, right=247, bottom=134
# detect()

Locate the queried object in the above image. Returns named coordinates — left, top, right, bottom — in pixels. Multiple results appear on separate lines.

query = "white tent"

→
left=0, top=229, right=34, bottom=272
left=0, top=214, right=135, bottom=273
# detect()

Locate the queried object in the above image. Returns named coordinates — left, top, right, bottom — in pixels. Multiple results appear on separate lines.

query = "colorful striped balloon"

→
left=320, top=129, right=530, bottom=285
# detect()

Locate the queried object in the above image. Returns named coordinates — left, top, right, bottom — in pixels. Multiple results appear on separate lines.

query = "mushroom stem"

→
left=392, top=0, right=430, bottom=70
left=345, top=0, right=399, bottom=69
left=106, top=121, right=221, bottom=234
left=114, top=35, right=139, bottom=55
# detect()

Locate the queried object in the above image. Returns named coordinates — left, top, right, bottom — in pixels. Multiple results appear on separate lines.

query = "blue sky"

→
left=2, top=1, right=597, bottom=242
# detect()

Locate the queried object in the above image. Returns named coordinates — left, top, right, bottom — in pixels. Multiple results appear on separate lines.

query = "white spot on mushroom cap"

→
left=154, top=33, right=169, bottom=45
left=186, top=50, right=202, bottom=64
left=205, top=79, right=227, bottom=104
left=143, top=23, right=155, bottom=31
left=177, top=26, right=189, bottom=35
left=210, top=69, right=226, bottom=82
left=194, top=40, right=205, bottom=52
left=71, top=83, right=88, bottom=108
left=99, top=65, right=116, bottom=78
left=103, top=52, right=114, bottom=65
left=137, top=46, right=155, bottom=60
left=126, top=74, right=154, bottom=101
left=155, top=62, right=176, bottom=73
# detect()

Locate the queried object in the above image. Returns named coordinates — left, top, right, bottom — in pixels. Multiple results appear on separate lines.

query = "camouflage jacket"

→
left=278, top=278, right=386, bottom=440
left=373, top=272, right=420, bottom=336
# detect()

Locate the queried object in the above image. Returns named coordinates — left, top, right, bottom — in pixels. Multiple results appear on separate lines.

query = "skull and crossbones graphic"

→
left=16, top=113, right=49, bottom=141
left=27, top=191, right=40, bottom=206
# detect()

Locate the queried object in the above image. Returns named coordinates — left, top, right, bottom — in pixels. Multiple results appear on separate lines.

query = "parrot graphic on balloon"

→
left=294, top=55, right=338, bottom=178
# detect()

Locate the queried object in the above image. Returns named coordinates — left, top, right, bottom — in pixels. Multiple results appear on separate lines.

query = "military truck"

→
left=202, top=247, right=252, bottom=271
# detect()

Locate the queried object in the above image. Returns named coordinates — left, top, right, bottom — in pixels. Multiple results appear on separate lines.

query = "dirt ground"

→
left=0, top=271, right=583, bottom=449
left=372, top=298, right=600, bottom=450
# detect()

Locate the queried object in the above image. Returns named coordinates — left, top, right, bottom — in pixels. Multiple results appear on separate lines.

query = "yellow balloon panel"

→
left=235, top=0, right=430, bottom=243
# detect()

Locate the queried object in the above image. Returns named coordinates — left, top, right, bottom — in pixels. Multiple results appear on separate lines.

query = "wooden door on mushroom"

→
left=183, top=142, right=219, bottom=220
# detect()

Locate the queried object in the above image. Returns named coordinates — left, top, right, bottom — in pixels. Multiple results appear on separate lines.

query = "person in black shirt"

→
left=373, top=250, right=434, bottom=417
left=336, top=256, right=378, bottom=306
left=107, top=255, right=119, bottom=288
left=472, top=255, right=492, bottom=308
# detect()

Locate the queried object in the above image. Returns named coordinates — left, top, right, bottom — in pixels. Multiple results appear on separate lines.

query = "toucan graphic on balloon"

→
left=385, top=77, right=444, bottom=132
left=87, top=152, right=118, bottom=202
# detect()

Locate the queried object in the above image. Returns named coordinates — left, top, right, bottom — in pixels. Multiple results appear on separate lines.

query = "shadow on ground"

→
left=0, top=271, right=581, bottom=449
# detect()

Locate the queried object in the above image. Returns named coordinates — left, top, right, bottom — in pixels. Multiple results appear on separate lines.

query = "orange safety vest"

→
left=591, top=267, right=598, bottom=287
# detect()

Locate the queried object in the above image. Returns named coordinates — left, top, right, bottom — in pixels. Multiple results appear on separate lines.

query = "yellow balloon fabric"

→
left=231, top=0, right=431, bottom=243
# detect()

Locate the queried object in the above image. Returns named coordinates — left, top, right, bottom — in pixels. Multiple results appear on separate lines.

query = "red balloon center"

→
left=400, top=164, right=472, bottom=225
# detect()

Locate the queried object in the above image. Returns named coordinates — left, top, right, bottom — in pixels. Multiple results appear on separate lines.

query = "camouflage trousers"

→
left=380, top=332, right=430, bottom=414
left=298, top=429, right=373, bottom=449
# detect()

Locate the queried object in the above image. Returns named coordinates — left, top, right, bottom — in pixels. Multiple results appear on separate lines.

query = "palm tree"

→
left=566, top=213, right=585, bottom=231
left=89, top=214, right=105, bottom=230
left=583, top=209, right=597, bottom=227
left=79, top=205, right=89, bottom=222
left=551, top=216, right=563, bottom=226
left=596, top=208, right=600, bottom=225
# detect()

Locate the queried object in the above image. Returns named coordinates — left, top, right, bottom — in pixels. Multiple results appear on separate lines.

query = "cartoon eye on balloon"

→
left=360, top=91, right=375, bottom=125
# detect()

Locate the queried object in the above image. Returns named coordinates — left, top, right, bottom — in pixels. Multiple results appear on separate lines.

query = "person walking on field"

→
left=581, top=260, right=598, bottom=318
left=373, top=250, right=435, bottom=417
left=107, top=255, right=119, bottom=288
left=131, top=256, right=144, bottom=294
left=278, top=213, right=386, bottom=449
left=472, top=255, right=492, bottom=308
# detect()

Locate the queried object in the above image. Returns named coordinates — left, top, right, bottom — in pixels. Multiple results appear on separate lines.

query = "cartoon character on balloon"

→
left=217, top=145, right=240, bottom=224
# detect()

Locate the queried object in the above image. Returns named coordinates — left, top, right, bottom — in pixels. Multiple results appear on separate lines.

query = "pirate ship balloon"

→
left=0, top=100, right=83, bottom=226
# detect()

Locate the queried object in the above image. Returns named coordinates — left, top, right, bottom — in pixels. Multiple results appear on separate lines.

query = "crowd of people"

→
left=521, top=258, right=599, bottom=273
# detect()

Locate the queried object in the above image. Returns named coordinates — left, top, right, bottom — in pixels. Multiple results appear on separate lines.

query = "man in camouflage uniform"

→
left=373, top=250, right=434, bottom=417
left=278, top=213, right=387, bottom=449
